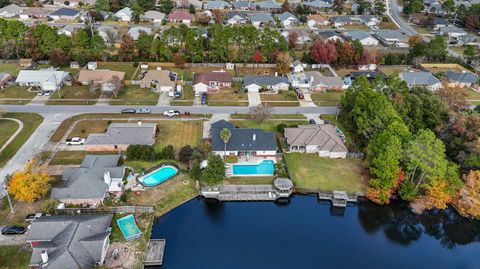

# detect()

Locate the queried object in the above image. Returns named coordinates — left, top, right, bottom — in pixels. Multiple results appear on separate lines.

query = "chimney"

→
left=253, top=133, right=256, bottom=141
left=138, top=120, right=142, bottom=126
left=104, top=171, right=111, bottom=185
left=41, top=250, right=48, bottom=264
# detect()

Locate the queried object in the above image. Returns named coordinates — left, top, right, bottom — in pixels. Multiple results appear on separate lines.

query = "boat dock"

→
left=318, top=191, right=358, bottom=207
left=144, top=239, right=166, bottom=266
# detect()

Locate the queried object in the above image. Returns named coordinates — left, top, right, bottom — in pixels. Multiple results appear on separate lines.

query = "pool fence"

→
left=55, top=205, right=154, bottom=215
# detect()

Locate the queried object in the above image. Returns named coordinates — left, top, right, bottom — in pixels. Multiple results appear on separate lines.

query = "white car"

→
left=163, top=110, right=181, bottom=117
left=66, top=137, right=85, bottom=145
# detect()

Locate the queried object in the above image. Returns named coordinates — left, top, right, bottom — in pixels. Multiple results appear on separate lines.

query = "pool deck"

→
left=144, top=239, right=166, bottom=266
left=202, top=184, right=284, bottom=201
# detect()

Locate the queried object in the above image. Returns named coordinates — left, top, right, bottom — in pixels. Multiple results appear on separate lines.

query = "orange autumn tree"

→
left=410, top=179, right=455, bottom=214
left=8, top=161, right=51, bottom=202
left=454, top=170, right=480, bottom=218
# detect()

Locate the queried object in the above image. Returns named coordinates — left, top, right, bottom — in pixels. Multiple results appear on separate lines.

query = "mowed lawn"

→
left=155, top=120, right=202, bottom=150
left=285, top=153, right=367, bottom=193
left=0, top=119, right=20, bottom=148
left=97, top=63, right=137, bottom=80
left=231, top=120, right=308, bottom=133
left=0, top=86, right=37, bottom=104
left=311, top=91, right=344, bottom=106
left=110, top=85, right=159, bottom=106
left=47, top=85, right=99, bottom=105
left=0, top=63, right=20, bottom=75
left=0, top=245, right=32, bottom=269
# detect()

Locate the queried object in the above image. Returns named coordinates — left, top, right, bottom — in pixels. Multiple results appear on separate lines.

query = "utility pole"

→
left=4, top=175, right=13, bottom=214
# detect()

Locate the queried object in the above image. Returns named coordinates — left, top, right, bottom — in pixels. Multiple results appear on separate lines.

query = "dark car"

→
left=309, top=119, right=316, bottom=124
left=1, top=226, right=26, bottom=235
left=121, top=108, right=136, bottom=114
left=201, top=94, right=207, bottom=105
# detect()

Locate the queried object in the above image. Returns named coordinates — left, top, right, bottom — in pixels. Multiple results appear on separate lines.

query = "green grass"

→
left=0, top=119, right=20, bottom=149
left=47, top=85, right=99, bottom=105
left=261, top=101, right=299, bottom=107
left=260, top=92, right=298, bottom=102
left=0, top=62, right=20, bottom=76
left=231, top=120, right=308, bottom=133
left=231, top=114, right=306, bottom=119
left=154, top=121, right=202, bottom=150
left=97, top=62, right=138, bottom=80
left=285, top=153, right=366, bottom=192
left=170, top=100, right=194, bottom=106
left=0, top=245, right=32, bottom=269
left=0, top=113, right=43, bottom=167
left=207, top=90, right=248, bottom=106
left=0, top=86, right=37, bottom=105
left=110, top=85, right=159, bottom=106
left=311, top=91, right=344, bottom=106
left=467, top=90, right=480, bottom=100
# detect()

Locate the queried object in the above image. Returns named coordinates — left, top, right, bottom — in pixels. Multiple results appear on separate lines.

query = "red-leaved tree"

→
left=288, top=32, right=298, bottom=49
left=252, top=50, right=263, bottom=68
left=310, top=40, right=337, bottom=64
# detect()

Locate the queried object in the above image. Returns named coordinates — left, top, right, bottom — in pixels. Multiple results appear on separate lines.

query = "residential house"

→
left=225, top=11, right=248, bottom=25
left=204, top=0, right=232, bottom=9
left=27, top=214, right=113, bottom=269
left=51, top=155, right=126, bottom=205
left=399, top=71, right=442, bottom=91
left=140, top=10, right=166, bottom=23
left=289, top=72, right=312, bottom=91
left=0, top=4, right=23, bottom=18
left=445, top=71, right=478, bottom=88
left=193, top=71, right=233, bottom=94
left=85, top=122, right=157, bottom=151
left=374, top=30, right=409, bottom=47
left=173, top=0, right=203, bottom=9
left=330, top=15, right=379, bottom=27
left=250, top=13, right=275, bottom=28
left=302, top=0, right=333, bottom=9
left=140, top=70, right=177, bottom=92
left=127, top=26, right=152, bottom=40
left=19, top=58, right=33, bottom=69
left=19, top=7, right=51, bottom=19
left=256, top=0, right=282, bottom=11
left=87, top=61, right=98, bottom=70
left=243, top=75, right=290, bottom=92
left=308, top=71, right=344, bottom=91
left=291, top=60, right=305, bottom=73
left=49, top=8, right=80, bottom=20
left=284, top=124, right=348, bottom=158
left=343, top=30, right=379, bottom=46
left=58, top=24, right=84, bottom=37
left=168, top=9, right=194, bottom=25
left=15, top=70, right=70, bottom=91
left=53, top=0, right=95, bottom=7
left=232, top=0, right=256, bottom=10
left=98, top=26, right=119, bottom=45
left=438, top=26, right=467, bottom=38
left=344, top=71, right=384, bottom=86
left=433, top=18, right=450, bottom=30
left=317, top=31, right=343, bottom=43
left=77, top=69, right=126, bottom=92
left=307, top=14, right=329, bottom=28
left=282, top=30, right=312, bottom=45
left=114, top=7, right=132, bottom=22
left=0, top=72, right=13, bottom=88
left=211, top=120, right=277, bottom=160
left=277, top=12, right=300, bottom=27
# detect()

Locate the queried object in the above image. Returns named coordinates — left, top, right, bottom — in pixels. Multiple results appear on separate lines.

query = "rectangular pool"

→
left=232, top=160, right=275, bottom=176
left=117, top=214, right=142, bottom=241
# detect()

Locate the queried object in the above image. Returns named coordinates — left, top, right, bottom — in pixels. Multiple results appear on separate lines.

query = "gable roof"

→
left=277, top=11, right=298, bottom=22
left=27, top=214, right=113, bottom=269
left=307, top=14, right=328, bottom=23
left=284, top=124, right=347, bottom=153
left=344, top=30, right=376, bottom=41
left=141, top=10, right=166, bottom=20
left=439, top=26, right=467, bottom=34
left=0, top=4, right=23, bottom=17
left=204, top=0, right=232, bottom=9
left=15, top=70, right=70, bottom=85
left=211, top=125, right=277, bottom=151
left=256, top=0, right=281, bottom=9
left=400, top=71, right=441, bottom=86
left=303, top=0, right=332, bottom=8
left=226, top=11, right=248, bottom=20
left=168, top=9, right=194, bottom=20
left=78, top=69, right=125, bottom=83
left=50, top=8, right=79, bottom=16
left=232, top=0, right=255, bottom=9
left=127, top=26, right=152, bottom=40
left=374, top=29, right=407, bottom=41
left=193, top=71, right=232, bottom=85
left=211, top=119, right=235, bottom=130
left=0, top=72, right=12, bottom=82
left=86, top=123, right=157, bottom=146
left=51, top=155, right=124, bottom=200
left=114, top=7, right=132, bottom=18
left=446, top=71, right=478, bottom=83
left=317, top=31, right=342, bottom=41
left=141, top=70, right=176, bottom=87
left=243, top=76, right=289, bottom=86
left=249, top=13, right=274, bottom=23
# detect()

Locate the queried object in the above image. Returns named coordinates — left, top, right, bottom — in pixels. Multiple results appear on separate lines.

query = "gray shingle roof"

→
left=249, top=13, right=274, bottom=23
left=51, top=155, right=124, bottom=200
left=374, top=30, right=407, bottom=41
left=243, top=76, right=289, bottom=87
left=211, top=125, right=277, bottom=151
left=226, top=11, right=247, bottom=20
left=50, top=8, right=79, bottom=16
left=204, top=0, right=232, bottom=9
left=27, top=214, right=113, bottom=269
left=277, top=11, right=298, bottom=22
left=211, top=119, right=234, bottom=130
left=86, top=123, right=156, bottom=146
left=446, top=71, right=478, bottom=83
left=400, top=71, right=440, bottom=86
left=303, top=0, right=332, bottom=8
left=285, top=124, right=347, bottom=153
left=232, top=0, right=255, bottom=9
left=256, top=0, right=281, bottom=9
left=344, top=30, right=376, bottom=41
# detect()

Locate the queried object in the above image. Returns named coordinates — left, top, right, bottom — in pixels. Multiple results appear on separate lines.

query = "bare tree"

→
left=89, top=80, right=101, bottom=95
left=249, top=104, right=272, bottom=122
left=108, top=75, right=123, bottom=97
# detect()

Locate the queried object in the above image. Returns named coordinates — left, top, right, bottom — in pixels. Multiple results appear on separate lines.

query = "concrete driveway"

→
left=157, top=92, right=170, bottom=105
left=0, top=228, right=28, bottom=246
left=247, top=92, right=261, bottom=107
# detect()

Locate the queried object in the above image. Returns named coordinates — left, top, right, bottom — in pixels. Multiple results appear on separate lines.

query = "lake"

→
left=150, top=195, right=480, bottom=269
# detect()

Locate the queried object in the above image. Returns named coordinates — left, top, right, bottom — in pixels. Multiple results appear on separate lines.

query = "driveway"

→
left=0, top=229, right=28, bottom=246
left=247, top=92, right=261, bottom=107
left=299, top=94, right=316, bottom=107
left=157, top=92, right=170, bottom=105
left=203, top=113, right=230, bottom=138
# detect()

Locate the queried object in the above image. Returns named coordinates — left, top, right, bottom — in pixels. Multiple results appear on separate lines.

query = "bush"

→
left=42, top=199, right=59, bottom=214
left=179, top=145, right=194, bottom=163
left=286, top=91, right=297, bottom=98
left=277, top=123, right=287, bottom=133
left=126, top=145, right=156, bottom=161
left=189, top=160, right=202, bottom=181
left=157, top=145, right=175, bottom=160
left=225, top=155, right=238, bottom=163
left=202, top=154, right=225, bottom=185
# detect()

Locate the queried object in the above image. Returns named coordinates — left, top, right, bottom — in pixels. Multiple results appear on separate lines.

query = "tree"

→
left=454, top=170, right=480, bottom=218
left=427, top=36, right=448, bottom=62
left=252, top=50, right=263, bottom=68
left=403, top=0, right=423, bottom=14
left=310, top=40, right=337, bottom=64
left=373, top=0, right=386, bottom=14
left=333, top=0, right=345, bottom=12
left=189, top=160, right=202, bottom=180
left=108, top=75, right=123, bottom=97
left=442, top=0, right=455, bottom=13
left=42, top=199, right=59, bottom=214
left=118, top=35, right=137, bottom=62
left=288, top=31, right=298, bottom=49
left=189, top=4, right=195, bottom=14
left=173, top=52, right=186, bottom=68
left=410, top=178, right=455, bottom=214
left=437, top=86, right=469, bottom=112
left=281, top=0, right=290, bottom=12
left=211, top=9, right=223, bottom=24
left=48, top=48, right=69, bottom=67
left=202, top=154, right=225, bottom=185
left=220, top=128, right=231, bottom=161
left=158, top=0, right=173, bottom=14
left=275, top=52, right=292, bottom=76
left=249, top=104, right=272, bottom=122
left=7, top=161, right=51, bottom=202
left=464, top=45, right=478, bottom=63
left=179, top=145, right=194, bottom=163
left=95, top=0, right=110, bottom=11
left=0, top=0, right=9, bottom=8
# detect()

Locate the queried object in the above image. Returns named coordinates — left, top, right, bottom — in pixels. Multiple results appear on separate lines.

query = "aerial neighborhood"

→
left=0, top=0, right=479, bottom=267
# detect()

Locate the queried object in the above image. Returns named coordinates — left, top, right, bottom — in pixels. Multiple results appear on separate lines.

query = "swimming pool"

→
left=232, top=160, right=275, bottom=176
left=138, top=165, right=178, bottom=187
left=116, top=214, right=141, bottom=241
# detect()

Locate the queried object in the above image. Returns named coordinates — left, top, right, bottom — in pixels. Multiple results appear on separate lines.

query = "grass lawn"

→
left=261, top=92, right=299, bottom=107
left=68, top=119, right=111, bottom=139
left=154, top=120, right=202, bottom=150
left=48, top=151, right=121, bottom=165
left=230, top=114, right=306, bottom=119
left=0, top=245, right=32, bottom=269
left=97, top=62, right=138, bottom=80
left=379, top=21, right=399, bottom=30
left=224, top=176, right=274, bottom=185
left=379, top=66, right=420, bottom=76
left=47, top=85, right=99, bottom=105
left=285, top=153, right=367, bottom=192
left=342, top=24, right=370, bottom=30
left=0, top=86, right=37, bottom=105
left=261, top=101, right=299, bottom=107
left=231, top=120, right=308, bottom=134
left=0, top=119, right=20, bottom=149
left=311, top=91, right=344, bottom=106
left=110, top=85, right=159, bottom=106
left=467, top=90, right=480, bottom=100
left=0, top=113, right=43, bottom=167
left=207, top=89, right=248, bottom=106
left=0, top=62, right=20, bottom=76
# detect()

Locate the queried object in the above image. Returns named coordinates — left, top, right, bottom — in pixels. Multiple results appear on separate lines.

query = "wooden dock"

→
left=318, top=191, right=358, bottom=207
left=144, top=239, right=165, bottom=266
left=202, top=185, right=280, bottom=201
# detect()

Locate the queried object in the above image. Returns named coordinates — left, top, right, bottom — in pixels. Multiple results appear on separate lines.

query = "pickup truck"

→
left=26, top=213, right=51, bottom=222
left=66, top=137, right=85, bottom=145
left=163, top=110, right=181, bottom=117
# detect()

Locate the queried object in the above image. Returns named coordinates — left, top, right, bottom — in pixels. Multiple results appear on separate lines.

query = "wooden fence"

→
left=55, top=206, right=154, bottom=215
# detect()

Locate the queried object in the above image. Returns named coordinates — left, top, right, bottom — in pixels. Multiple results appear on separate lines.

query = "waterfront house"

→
left=243, top=75, right=289, bottom=93
left=250, top=13, right=275, bottom=28
left=140, top=70, right=177, bottom=92
left=15, top=70, right=70, bottom=91
left=51, top=155, right=126, bottom=205
left=445, top=71, right=478, bottom=88
left=211, top=120, right=277, bottom=160
left=49, top=8, right=80, bottom=20
left=114, top=7, right=133, bottom=22
left=168, top=9, right=194, bottom=25
left=0, top=4, right=23, bottom=18
left=343, top=30, right=379, bottom=46
left=140, top=10, right=166, bottom=23
left=85, top=122, right=157, bottom=151
left=399, top=71, right=442, bottom=91
left=284, top=124, right=348, bottom=158
left=374, top=30, right=409, bottom=47
left=193, top=71, right=233, bottom=94
left=27, top=214, right=112, bottom=269
left=127, top=26, right=152, bottom=40
left=77, top=69, right=125, bottom=92
left=225, top=11, right=248, bottom=25
left=277, top=12, right=300, bottom=27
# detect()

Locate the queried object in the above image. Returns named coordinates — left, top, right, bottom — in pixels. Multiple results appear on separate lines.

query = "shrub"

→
left=179, top=145, right=194, bottom=163
left=225, top=155, right=238, bottom=163
left=126, top=145, right=156, bottom=161
left=158, top=145, right=175, bottom=160
left=42, top=199, right=59, bottom=214
left=189, top=160, right=202, bottom=181
left=202, top=154, right=225, bottom=185
left=277, top=123, right=287, bottom=133
left=286, top=91, right=297, bottom=98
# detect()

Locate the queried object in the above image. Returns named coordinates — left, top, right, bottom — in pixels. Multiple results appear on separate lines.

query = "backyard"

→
left=46, top=85, right=99, bottom=105
left=0, top=86, right=36, bottom=105
left=97, top=62, right=138, bottom=80
left=110, top=85, right=159, bottom=106
left=285, top=153, right=367, bottom=193
left=0, top=62, right=20, bottom=75
left=311, top=91, right=344, bottom=106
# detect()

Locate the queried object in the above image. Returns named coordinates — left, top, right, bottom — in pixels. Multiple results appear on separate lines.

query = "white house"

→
left=291, top=60, right=305, bottom=73
left=225, top=12, right=248, bottom=25
left=343, top=30, right=379, bottom=46
left=243, top=76, right=290, bottom=93
left=15, top=70, right=70, bottom=91
left=0, top=4, right=23, bottom=18
left=276, top=12, right=299, bottom=27
left=193, top=71, right=233, bottom=94
left=114, top=7, right=132, bottom=22
left=140, top=10, right=165, bottom=23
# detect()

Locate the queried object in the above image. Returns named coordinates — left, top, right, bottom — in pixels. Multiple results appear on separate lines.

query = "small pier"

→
left=318, top=191, right=358, bottom=207
left=201, top=178, right=293, bottom=201
left=144, top=239, right=166, bottom=266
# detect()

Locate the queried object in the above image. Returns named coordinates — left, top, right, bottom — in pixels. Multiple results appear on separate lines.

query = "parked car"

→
left=1, top=226, right=26, bottom=235
left=174, top=92, right=181, bottom=98
left=309, top=119, right=316, bottom=124
left=44, top=91, right=53, bottom=96
left=66, top=137, right=85, bottom=145
left=163, top=110, right=180, bottom=117
left=297, top=93, right=304, bottom=99
left=121, top=108, right=136, bottom=114
left=26, top=213, right=50, bottom=223
left=135, top=108, right=151, bottom=114
left=201, top=94, right=207, bottom=105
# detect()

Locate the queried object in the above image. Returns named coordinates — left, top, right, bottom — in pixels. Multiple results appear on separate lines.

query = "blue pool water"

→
left=116, top=214, right=141, bottom=241
left=232, top=160, right=274, bottom=175
left=139, top=166, right=178, bottom=187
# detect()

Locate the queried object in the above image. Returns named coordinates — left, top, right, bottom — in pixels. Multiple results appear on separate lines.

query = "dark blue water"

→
left=150, top=195, right=480, bottom=269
